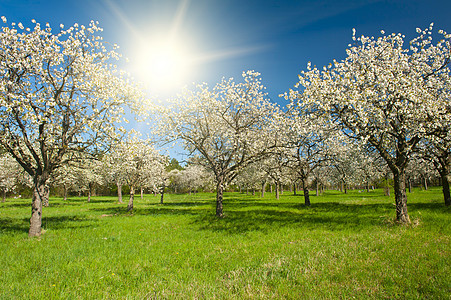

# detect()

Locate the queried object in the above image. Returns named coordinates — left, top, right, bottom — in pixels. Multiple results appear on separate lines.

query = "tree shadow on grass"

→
left=85, top=196, right=407, bottom=235
left=88, top=201, right=213, bottom=218
left=0, top=214, right=98, bottom=235
left=0, top=217, right=29, bottom=235
left=87, top=199, right=213, bottom=216
left=408, top=202, right=450, bottom=212
left=41, top=215, right=99, bottom=230
left=193, top=202, right=397, bottom=235
left=193, top=198, right=449, bottom=235
left=0, top=201, right=30, bottom=208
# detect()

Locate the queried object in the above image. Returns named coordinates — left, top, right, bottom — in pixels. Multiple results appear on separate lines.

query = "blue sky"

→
left=2, top=0, right=450, bottom=104
left=1, top=0, right=450, bottom=160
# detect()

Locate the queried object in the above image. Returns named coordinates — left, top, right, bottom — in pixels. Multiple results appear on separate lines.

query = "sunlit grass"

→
left=0, top=188, right=449, bottom=299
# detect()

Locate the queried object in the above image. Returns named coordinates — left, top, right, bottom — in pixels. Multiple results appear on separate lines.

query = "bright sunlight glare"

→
left=130, top=36, right=191, bottom=95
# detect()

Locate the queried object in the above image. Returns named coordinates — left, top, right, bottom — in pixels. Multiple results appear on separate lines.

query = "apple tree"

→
left=0, top=17, right=144, bottom=236
left=286, top=24, right=450, bottom=223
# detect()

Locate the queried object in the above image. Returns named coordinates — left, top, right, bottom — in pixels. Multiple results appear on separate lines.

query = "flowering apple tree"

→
left=178, top=164, right=211, bottom=195
left=420, top=111, right=451, bottom=205
left=51, top=163, right=78, bottom=200
left=157, top=71, right=280, bottom=217
left=108, top=135, right=160, bottom=211
left=286, top=24, right=450, bottom=223
left=0, top=17, right=144, bottom=236
left=279, top=110, right=336, bottom=206
left=0, top=152, right=21, bottom=201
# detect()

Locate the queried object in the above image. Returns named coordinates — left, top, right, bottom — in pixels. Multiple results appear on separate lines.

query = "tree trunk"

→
left=423, top=176, right=428, bottom=190
left=438, top=164, right=451, bottom=206
left=43, top=185, right=50, bottom=207
left=302, top=178, right=310, bottom=206
left=408, top=178, right=412, bottom=193
left=160, top=181, right=166, bottom=204
left=316, top=180, right=319, bottom=197
left=141, top=187, right=144, bottom=200
left=270, top=184, right=273, bottom=193
left=275, top=182, right=280, bottom=200
left=252, top=188, right=255, bottom=196
left=384, top=174, right=390, bottom=196
left=293, top=183, right=297, bottom=196
left=393, top=170, right=410, bottom=223
left=441, top=172, right=451, bottom=206
left=261, top=182, right=266, bottom=198
left=29, top=175, right=48, bottom=237
left=127, top=185, right=134, bottom=211
left=117, top=182, right=123, bottom=203
left=366, top=180, right=370, bottom=193
left=63, top=185, right=68, bottom=201
left=2, top=190, right=6, bottom=202
left=160, top=187, right=165, bottom=204
left=216, top=180, right=224, bottom=217
left=87, top=183, right=92, bottom=202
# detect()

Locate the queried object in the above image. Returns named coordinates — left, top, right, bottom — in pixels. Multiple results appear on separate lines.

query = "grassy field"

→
left=0, top=187, right=449, bottom=299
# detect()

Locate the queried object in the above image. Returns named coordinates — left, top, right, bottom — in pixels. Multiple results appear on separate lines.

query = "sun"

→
left=131, top=37, right=191, bottom=95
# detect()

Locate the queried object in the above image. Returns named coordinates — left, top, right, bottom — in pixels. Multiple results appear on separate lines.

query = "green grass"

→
left=0, top=188, right=449, bottom=299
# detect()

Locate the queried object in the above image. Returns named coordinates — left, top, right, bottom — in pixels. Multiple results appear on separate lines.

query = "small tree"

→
left=71, top=158, right=104, bottom=202
left=108, top=135, right=160, bottom=211
left=280, top=111, right=335, bottom=206
left=51, top=163, right=78, bottom=200
left=178, top=164, right=210, bottom=195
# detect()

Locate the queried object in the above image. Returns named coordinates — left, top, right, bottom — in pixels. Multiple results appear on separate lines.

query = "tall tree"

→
left=286, top=24, right=450, bottom=223
left=157, top=71, right=280, bottom=217
left=0, top=18, right=143, bottom=236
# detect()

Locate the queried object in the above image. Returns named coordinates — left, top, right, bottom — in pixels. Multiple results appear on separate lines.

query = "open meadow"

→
left=1, top=188, right=449, bottom=299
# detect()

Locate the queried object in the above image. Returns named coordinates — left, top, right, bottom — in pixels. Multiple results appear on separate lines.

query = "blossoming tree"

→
left=279, top=111, right=336, bottom=206
left=108, top=135, right=161, bottom=211
left=0, top=18, right=143, bottom=236
left=286, top=24, right=450, bottom=223
left=0, top=152, right=21, bottom=201
left=157, top=71, right=280, bottom=217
